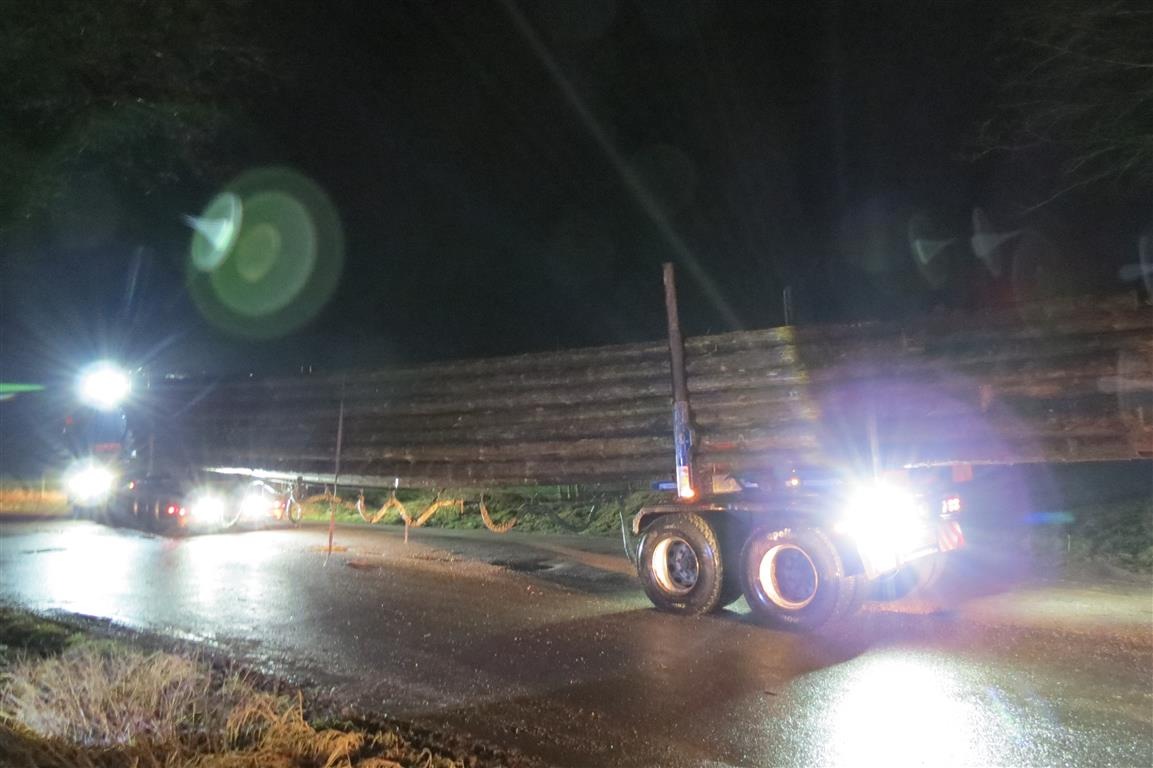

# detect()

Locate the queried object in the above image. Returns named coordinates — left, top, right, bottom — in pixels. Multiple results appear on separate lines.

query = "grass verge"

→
left=0, top=607, right=536, bottom=767
left=299, top=487, right=662, bottom=536
left=0, top=608, right=82, bottom=663
left=1024, top=496, right=1153, bottom=575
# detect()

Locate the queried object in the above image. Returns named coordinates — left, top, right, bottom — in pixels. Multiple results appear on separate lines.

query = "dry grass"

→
left=0, top=645, right=458, bottom=767
left=0, top=486, right=68, bottom=516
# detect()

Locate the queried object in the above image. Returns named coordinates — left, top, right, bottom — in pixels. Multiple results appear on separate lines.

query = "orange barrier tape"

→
left=479, top=494, right=517, bottom=534
left=357, top=491, right=463, bottom=527
left=354, top=491, right=517, bottom=533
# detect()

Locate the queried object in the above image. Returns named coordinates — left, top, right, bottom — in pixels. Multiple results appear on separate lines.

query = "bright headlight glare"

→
left=843, top=482, right=921, bottom=530
left=839, top=481, right=927, bottom=575
left=66, top=464, right=115, bottom=504
left=241, top=493, right=270, bottom=519
left=78, top=363, right=131, bottom=410
left=189, top=494, right=226, bottom=522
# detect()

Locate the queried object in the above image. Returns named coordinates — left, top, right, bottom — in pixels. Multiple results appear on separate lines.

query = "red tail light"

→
left=166, top=504, right=177, bottom=516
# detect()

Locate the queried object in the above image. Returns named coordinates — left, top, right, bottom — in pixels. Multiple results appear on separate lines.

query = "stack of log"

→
left=146, top=295, right=1152, bottom=489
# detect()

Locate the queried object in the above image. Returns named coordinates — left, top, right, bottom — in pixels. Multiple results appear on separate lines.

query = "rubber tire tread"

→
left=712, top=518, right=746, bottom=612
left=740, top=527, right=854, bottom=632
left=638, top=512, right=726, bottom=616
left=837, top=574, right=868, bottom=622
left=716, top=570, right=744, bottom=612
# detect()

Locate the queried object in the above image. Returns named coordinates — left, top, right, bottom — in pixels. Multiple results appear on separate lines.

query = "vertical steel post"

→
left=662, top=263, right=696, bottom=499
left=326, top=379, right=346, bottom=561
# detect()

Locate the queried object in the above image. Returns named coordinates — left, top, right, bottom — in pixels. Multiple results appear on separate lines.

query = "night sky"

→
left=1, top=0, right=1149, bottom=384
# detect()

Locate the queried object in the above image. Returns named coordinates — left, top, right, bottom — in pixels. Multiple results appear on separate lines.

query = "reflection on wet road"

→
left=2, top=519, right=1150, bottom=767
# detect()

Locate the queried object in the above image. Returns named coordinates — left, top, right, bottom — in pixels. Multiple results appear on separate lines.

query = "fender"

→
left=632, top=502, right=724, bottom=536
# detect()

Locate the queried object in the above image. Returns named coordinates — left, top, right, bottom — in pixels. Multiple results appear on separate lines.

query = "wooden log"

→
left=148, top=295, right=1150, bottom=486
left=198, top=452, right=678, bottom=486
left=193, top=426, right=1149, bottom=490
left=148, top=295, right=1148, bottom=403
left=171, top=330, right=1146, bottom=424
left=181, top=400, right=679, bottom=439
left=190, top=408, right=1136, bottom=469
left=169, top=374, right=1145, bottom=458
left=172, top=359, right=1147, bottom=440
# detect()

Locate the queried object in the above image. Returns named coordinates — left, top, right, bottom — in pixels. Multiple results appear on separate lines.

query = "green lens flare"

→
left=186, top=167, right=343, bottom=339
left=0, top=383, right=45, bottom=396
left=211, top=190, right=316, bottom=317
left=188, top=191, right=242, bottom=272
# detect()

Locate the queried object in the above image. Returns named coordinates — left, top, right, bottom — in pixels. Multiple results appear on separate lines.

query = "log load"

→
left=143, top=295, right=1152, bottom=489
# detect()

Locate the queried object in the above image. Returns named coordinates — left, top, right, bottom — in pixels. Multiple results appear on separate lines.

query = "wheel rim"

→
left=758, top=544, right=819, bottom=609
left=652, top=536, right=700, bottom=595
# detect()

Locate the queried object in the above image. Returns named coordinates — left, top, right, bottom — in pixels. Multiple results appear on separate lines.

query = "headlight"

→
left=77, top=362, right=131, bottom=411
left=188, top=494, right=226, bottom=524
left=838, top=481, right=928, bottom=576
left=66, top=463, right=116, bottom=505
left=841, top=482, right=922, bottom=531
left=241, top=492, right=273, bottom=519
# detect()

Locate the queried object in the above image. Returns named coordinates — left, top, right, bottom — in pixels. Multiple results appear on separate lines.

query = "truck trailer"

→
left=65, top=265, right=1151, bottom=630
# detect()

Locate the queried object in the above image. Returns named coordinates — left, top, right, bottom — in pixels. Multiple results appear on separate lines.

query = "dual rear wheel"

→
left=639, top=513, right=862, bottom=630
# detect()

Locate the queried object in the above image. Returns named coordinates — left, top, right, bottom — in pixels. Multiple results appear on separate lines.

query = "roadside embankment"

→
left=0, top=607, right=542, bottom=768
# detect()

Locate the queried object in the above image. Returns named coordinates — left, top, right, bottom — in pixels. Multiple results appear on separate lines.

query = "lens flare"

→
left=186, top=167, right=343, bottom=339
left=187, top=191, right=242, bottom=271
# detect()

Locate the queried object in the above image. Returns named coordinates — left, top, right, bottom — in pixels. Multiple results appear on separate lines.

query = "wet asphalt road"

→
left=1, top=518, right=1151, bottom=767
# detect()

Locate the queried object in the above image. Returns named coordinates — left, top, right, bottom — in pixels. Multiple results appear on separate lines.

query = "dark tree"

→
left=0, top=0, right=278, bottom=233
left=978, top=0, right=1153, bottom=205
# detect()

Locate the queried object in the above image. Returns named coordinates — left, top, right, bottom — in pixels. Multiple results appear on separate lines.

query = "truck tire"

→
left=638, top=512, right=727, bottom=616
left=838, top=574, right=868, bottom=620
left=740, top=527, right=854, bottom=632
left=712, top=519, right=746, bottom=612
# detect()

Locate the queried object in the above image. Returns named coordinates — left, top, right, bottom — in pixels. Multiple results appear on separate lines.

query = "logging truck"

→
left=63, top=265, right=1151, bottom=630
